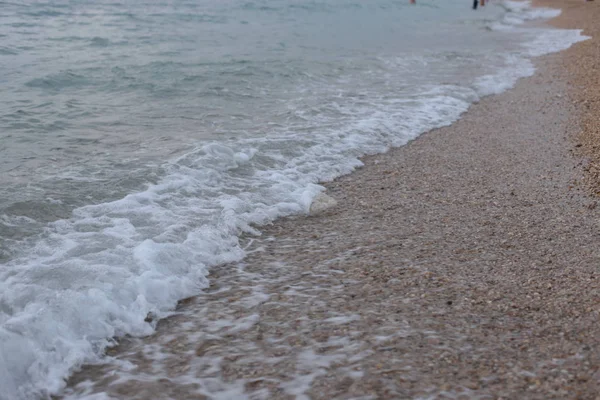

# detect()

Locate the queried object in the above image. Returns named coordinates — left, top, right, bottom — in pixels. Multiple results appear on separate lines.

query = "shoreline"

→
left=59, top=2, right=600, bottom=400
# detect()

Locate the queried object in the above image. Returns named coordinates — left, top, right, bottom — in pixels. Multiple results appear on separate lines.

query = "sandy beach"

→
left=59, top=1, right=600, bottom=399
left=535, top=0, right=600, bottom=195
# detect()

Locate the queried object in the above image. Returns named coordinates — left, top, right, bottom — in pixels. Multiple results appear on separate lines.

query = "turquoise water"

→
left=0, top=0, right=586, bottom=398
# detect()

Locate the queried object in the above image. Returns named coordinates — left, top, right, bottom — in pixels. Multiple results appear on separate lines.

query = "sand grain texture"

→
left=535, top=0, right=600, bottom=193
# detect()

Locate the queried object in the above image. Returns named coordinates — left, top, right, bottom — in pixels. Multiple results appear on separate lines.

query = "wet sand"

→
left=60, top=1, right=600, bottom=399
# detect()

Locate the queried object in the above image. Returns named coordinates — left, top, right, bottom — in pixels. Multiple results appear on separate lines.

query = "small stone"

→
left=309, top=193, right=338, bottom=215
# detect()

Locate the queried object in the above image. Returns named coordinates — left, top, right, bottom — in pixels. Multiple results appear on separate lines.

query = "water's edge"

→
left=0, top=2, right=589, bottom=399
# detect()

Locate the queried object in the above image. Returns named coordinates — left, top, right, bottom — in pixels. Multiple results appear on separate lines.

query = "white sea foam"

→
left=0, top=92, right=469, bottom=400
left=476, top=1, right=587, bottom=96
left=475, top=55, right=535, bottom=96
left=0, top=1, right=589, bottom=399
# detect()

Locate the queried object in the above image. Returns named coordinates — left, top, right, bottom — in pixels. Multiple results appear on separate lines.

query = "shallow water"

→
left=0, top=0, right=586, bottom=398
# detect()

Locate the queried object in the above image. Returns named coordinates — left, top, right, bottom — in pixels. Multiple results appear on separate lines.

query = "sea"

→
left=0, top=0, right=587, bottom=398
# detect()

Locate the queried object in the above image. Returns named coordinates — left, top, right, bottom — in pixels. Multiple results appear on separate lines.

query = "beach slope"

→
left=61, top=2, right=600, bottom=399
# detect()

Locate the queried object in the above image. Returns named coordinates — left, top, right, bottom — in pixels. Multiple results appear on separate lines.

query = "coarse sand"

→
left=535, top=0, right=600, bottom=194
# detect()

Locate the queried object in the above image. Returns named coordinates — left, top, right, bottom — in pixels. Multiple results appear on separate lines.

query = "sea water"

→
left=0, top=0, right=587, bottom=398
